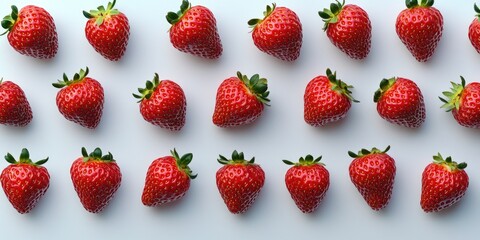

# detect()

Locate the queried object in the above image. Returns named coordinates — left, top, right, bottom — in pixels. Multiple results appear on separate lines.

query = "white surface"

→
left=1, top=0, right=479, bottom=239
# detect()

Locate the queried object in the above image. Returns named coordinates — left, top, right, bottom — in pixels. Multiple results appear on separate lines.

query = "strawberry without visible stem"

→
left=440, top=76, right=480, bottom=128
left=0, top=79, right=32, bottom=127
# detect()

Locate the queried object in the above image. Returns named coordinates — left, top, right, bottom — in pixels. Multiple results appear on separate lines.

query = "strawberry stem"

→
left=171, top=148, right=197, bottom=179
left=432, top=153, right=467, bottom=171
left=81, top=147, right=115, bottom=162
left=318, top=0, right=345, bottom=31
left=374, top=77, right=397, bottom=102
left=326, top=68, right=359, bottom=103
left=166, top=0, right=191, bottom=25
left=248, top=3, right=276, bottom=28
left=133, top=73, right=161, bottom=102
left=4, top=148, right=48, bottom=166
left=218, top=150, right=256, bottom=165
left=52, top=67, right=90, bottom=88
left=348, top=145, right=390, bottom=158
left=1, top=5, right=18, bottom=36
left=236, top=71, right=270, bottom=106
left=439, top=76, right=466, bottom=112
left=283, top=154, right=325, bottom=166
left=83, top=0, right=120, bottom=26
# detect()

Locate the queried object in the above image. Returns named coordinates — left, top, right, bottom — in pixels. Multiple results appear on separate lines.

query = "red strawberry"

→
left=0, top=79, right=32, bottom=127
left=133, top=73, right=187, bottom=131
left=212, top=72, right=270, bottom=127
left=439, top=76, right=480, bottom=128
left=166, top=0, right=222, bottom=59
left=70, top=147, right=122, bottom=213
left=283, top=155, right=330, bottom=213
left=216, top=150, right=265, bottom=214
left=141, top=149, right=196, bottom=207
left=374, top=77, right=426, bottom=128
left=1, top=5, right=58, bottom=59
left=52, top=67, right=104, bottom=129
left=1, top=148, right=49, bottom=214
left=248, top=4, right=302, bottom=61
left=318, top=1, right=371, bottom=59
left=83, top=0, right=130, bottom=61
left=396, top=0, right=443, bottom=62
left=421, top=153, right=469, bottom=212
left=469, top=4, right=480, bottom=54
left=304, top=68, right=358, bottom=127
left=348, top=146, right=396, bottom=211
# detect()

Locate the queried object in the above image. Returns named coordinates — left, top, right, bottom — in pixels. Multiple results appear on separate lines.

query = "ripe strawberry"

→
left=166, top=0, right=222, bottom=59
left=283, top=155, right=329, bottom=213
left=0, top=79, right=32, bottom=127
left=133, top=73, right=186, bottom=131
left=212, top=72, right=270, bottom=127
left=52, top=67, right=104, bottom=129
left=348, top=146, right=396, bottom=211
left=396, top=0, right=443, bottom=62
left=421, top=153, right=468, bottom=212
left=70, top=147, right=122, bottom=213
left=374, top=77, right=426, bottom=128
left=83, top=0, right=130, bottom=61
left=470, top=4, right=480, bottom=54
left=1, top=5, right=58, bottom=59
left=141, top=149, right=196, bottom=207
left=304, top=68, right=358, bottom=127
left=248, top=4, right=302, bottom=61
left=439, top=76, right=480, bottom=128
left=216, top=150, right=265, bottom=214
left=1, top=148, right=49, bottom=214
left=318, top=1, right=371, bottom=59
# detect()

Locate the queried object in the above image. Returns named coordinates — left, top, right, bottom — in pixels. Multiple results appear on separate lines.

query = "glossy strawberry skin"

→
left=452, top=83, right=480, bottom=128
left=85, top=13, right=129, bottom=61
left=0, top=81, right=32, bottom=127
left=469, top=18, right=480, bottom=54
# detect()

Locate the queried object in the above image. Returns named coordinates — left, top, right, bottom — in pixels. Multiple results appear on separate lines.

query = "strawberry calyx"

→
left=1, top=5, right=18, bottom=36
left=374, top=77, right=397, bottom=102
left=318, top=0, right=345, bottom=31
left=326, top=68, right=359, bottom=103
left=218, top=150, right=256, bottom=165
left=132, top=73, right=161, bottom=103
left=171, top=148, right=197, bottom=179
left=52, top=67, right=90, bottom=89
left=237, top=71, right=270, bottom=106
left=81, top=147, right=115, bottom=163
left=4, top=148, right=49, bottom=166
left=475, top=3, right=480, bottom=20
left=432, top=153, right=467, bottom=172
left=348, top=145, right=390, bottom=158
left=405, top=0, right=434, bottom=8
left=439, top=76, right=465, bottom=112
left=166, top=0, right=191, bottom=25
left=83, top=0, right=120, bottom=26
left=247, top=3, right=276, bottom=29
left=283, top=155, right=325, bottom=167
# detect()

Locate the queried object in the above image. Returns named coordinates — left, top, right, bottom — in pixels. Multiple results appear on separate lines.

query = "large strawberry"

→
left=216, top=150, right=265, bottom=214
left=283, top=155, right=329, bottom=213
left=0, top=79, right=32, bottom=127
left=396, top=0, right=443, bottom=62
left=1, top=148, right=49, bottom=214
left=304, top=68, right=358, bottom=127
left=166, top=0, right=222, bottom=59
left=248, top=3, right=302, bottom=61
left=348, top=146, right=396, bottom=211
left=374, top=77, right=426, bottom=128
left=421, top=153, right=468, bottom=212
left=142, top=149, right=196, bottom=207
left=212, top=72, right=270, bottom=127
left=83, top=0, right=130, bottom=61
left=133, top=73, right=186, bottom=131
left=318, top=1, right=371, bottom=59
left=52, top=67, right=104, bottom=129
left=70, top=147, right=122, bottom=213
left=1, top=5, right=58, bottom=59
left=469, top=4, right=480, bottom=54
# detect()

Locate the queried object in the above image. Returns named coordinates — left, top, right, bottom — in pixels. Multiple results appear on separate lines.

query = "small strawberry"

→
left=70, top=147, right=122, bottom=213
left=216, top=150, right=265, bottom=214
left=348, top=146, right=396, bottom=211
left=304, top=68, right=358, bottom=127
left=1, top=5, right=58, bottom=59
left=396, top=0, right=443, bottom=62
left=421, top=153, right=468, bottom=212
left=439, top=76, right=480, bottom=128
left=52, top=67, right=104, bottom=129
left=1, top=148, right=49, bottom=214
left=374, top=77, right=426, bottom=128
left=142, top=149, right=196, bottom=207
left=133, top=73, right=187, bottom=131
left=166, top=0, right=222, bottom=59
left=212, top=72, right=270, bottom=127
left=248, top=3, right=303, bottom=61
left=283, top=155, right=329, bottom=213
left=469, top=3, right=480, bottom=54
left=0, top=79, right=32, bottom=127
left=318, top=1, right=371, bottom=59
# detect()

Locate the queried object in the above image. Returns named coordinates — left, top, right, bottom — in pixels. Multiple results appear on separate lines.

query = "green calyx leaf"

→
left=326, top=68, right=359, bottom=103
left=52, top=67, right=90, bottom=89
left=133, top=73, right=161, bottom=102
left=406, top=0, right=433, bottom=8
left=373, top=77, right=397, bottom=103
left=439, top=76, right=466, bottom=112
left=432, top=153, right=467, bottom=172
left=83, top=0, right=121, bottom=26
left=4, top=148, right=48, bottom=166
left=81, top=147, right=115, bottom=162
left=318, top=0, right=344, bottom=31
left=236, top=71, right=270, bottom=106
left=166, top=0, right=191, bottom=25
left=248, top=3, right=276, bottom=28
left=348, top=145, right=390, bottom=158
left=217, top=150, right=255, bottom=165
left=1, top=5, right=18, bottom=36
left=474, top=3, right=480, bottom=20
left=283, top=154, right=324, bottom=167
left=171, top=148, right=197, bottom=179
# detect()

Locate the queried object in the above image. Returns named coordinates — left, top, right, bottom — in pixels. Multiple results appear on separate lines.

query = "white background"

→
left=1, top=0, right=479, bottom=239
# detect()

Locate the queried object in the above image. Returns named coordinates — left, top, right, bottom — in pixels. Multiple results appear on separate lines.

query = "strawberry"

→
left=304, top=68, right=358, bottom=127
left=133, top=73, right=187, bottom=131
left=52, top=67, right=104, bottom=129
left=248, top=4, right=302, bottom=61
left=348, top=146, right=396, bottom=211
left=212, top=72, right=270, bottom=127
left=283, top=155, right=329, bottom=213
left=396, top=0, right=443, bottom=62
left=1, top=5, right=58, bottom=59
left=374, top=77, right=426, bottom=128
left=469, top=4, right=480, bottom=54
left=83, top=0, right=130, bottom=61
left=1, top=148, right=49, bottom=214
left=318, top=1, right=371, bottom=59
left=216, top=150, right=265, bottom=214
left=166, top=0, right=222, bottom=59
left=439, top=76, right=480, bottom=128
left=141, top=149, right=196, bottom=207
left=421, top=153, right=468, bottom=212
left=0, top=79, right=32, bottom=127
left=70, top=147, right=122, bottom=213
